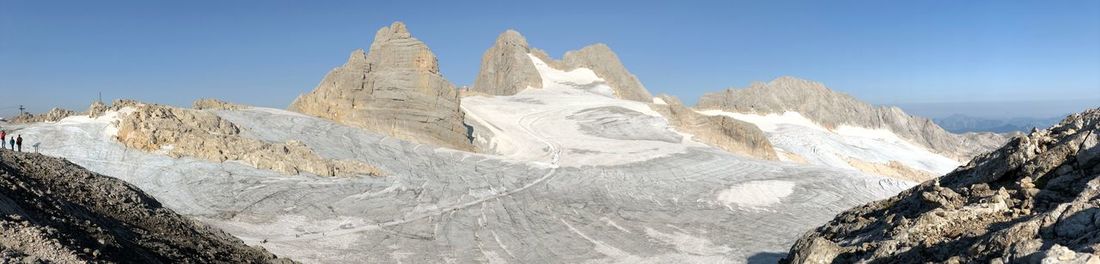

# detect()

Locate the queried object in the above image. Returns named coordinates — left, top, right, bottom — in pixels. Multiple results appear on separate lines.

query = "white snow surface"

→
left=6, top=104, right=914, bottom=263
left=697, top=110, right=960, bottom=176
left=717, top=180, right=797, bottom=210
left=461, top=54, right=699, bottom=167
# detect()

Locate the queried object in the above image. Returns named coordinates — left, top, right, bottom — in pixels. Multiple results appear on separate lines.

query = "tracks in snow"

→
left=259, top=108, right=565, bottom=242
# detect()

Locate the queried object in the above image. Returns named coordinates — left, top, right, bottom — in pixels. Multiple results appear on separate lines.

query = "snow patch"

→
left=459, top=54, right=697, bottom=167
left=717, top=180, right=796, bottom=209
left=697, top=110, right=960, bottom=176
left=651, top=97, right=667, bottom=105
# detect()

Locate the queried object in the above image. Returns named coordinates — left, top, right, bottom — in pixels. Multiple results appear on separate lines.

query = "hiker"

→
left=16, top=135, right=22, bottom=152
left=0, top=130, right=5, bottom=149
left=7, top=137, right=12, bottom=151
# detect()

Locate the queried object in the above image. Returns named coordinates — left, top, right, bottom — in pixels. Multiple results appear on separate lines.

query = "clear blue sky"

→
left=2, top=0, right=1098, bottom=118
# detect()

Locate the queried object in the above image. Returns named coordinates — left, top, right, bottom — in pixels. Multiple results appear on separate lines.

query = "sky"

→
left=2, top=0, right=1098, bottom=119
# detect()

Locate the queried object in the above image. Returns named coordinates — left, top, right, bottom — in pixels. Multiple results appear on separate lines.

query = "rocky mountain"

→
left=935, top=114, right=1061, bottom=133
left=782, top=108, right=1100, bottom=263
left=697, top=76, right=1007, bottom=161
left=471, top=30, right=653, bottom=102
left=470, top=30, right=543, bottom=97
left=0, top=150, right=293, bottom=263
left=289, top=22, right=473, bottom=151
left=648, top=94, right=778, bottom=160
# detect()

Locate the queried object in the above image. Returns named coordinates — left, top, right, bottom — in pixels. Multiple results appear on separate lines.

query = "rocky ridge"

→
left=782, top=108, right=1100, bottom=263
left=0, top=150, right=294, bottom=263
left=8, top=108, right=77, bottom=124
left=471, top=30, right=653, bottom=102
left=289, top=21, right=473, bottom=151
left=649, top=94, right=778, bottom=160
left=697, top=76, right=1007, bottom=161
left=116, top=102, right=382, bottom=177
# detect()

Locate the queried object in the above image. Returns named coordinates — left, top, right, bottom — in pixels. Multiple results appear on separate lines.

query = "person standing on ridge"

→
left=8, top=137, right=13, bottom=151
left=16, top=135, right=22, bottom=152
left=0, top=130, right=6, bottom=149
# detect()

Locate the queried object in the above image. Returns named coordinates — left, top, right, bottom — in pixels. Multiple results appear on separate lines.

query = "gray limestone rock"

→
left=0, top=150, right=294, bottom=263
left=561, top=43, right=653, bottom=102
left=471, top=30, right=543, bottom=96
left=650, top=94, right=779, bottom=160
left=697, top=76, right=1008, bottom=160
left=781, top=107, right=1100, bottom=263
left=289, top=22, right=473, bottom=151
left=117, top=103, right=382, bottom=177
left=471, top=30, right=653, bottom=102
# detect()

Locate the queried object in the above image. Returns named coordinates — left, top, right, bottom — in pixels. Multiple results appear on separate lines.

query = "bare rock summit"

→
left=471, top=30, right=543, bottom=96
left=472, top=30, right=653, bottom=102
left=289, top=21, right=473, bottom=151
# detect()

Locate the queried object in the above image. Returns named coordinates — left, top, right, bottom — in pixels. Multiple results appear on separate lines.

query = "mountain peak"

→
left=496, top=29, right=529, bottom=48
left=289, top=21, right=471, bottom=151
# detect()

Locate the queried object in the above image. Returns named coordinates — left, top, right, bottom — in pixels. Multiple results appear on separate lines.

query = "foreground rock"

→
left=0, top=150, right=294, bottom=263
left=289, top=21, right=473, bottom=151
left=471, top=30, right=653, bottom=102
left=117, top=102, right=382, bottom=177
left=783, top=108, right=1100, bottom=263
left=649, top=94, right=778, bottom=160
left=697, top=76, right=1007, bottom=161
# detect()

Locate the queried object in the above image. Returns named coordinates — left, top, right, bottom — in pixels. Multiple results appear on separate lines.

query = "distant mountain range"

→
left=933, top=114, right=1062, bottom=133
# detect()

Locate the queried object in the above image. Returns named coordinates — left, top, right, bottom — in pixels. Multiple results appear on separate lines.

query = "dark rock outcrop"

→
left=0, top=150, right=294, bottom=263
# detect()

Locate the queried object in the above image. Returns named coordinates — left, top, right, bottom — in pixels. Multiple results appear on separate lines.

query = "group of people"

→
left=0, top=130, right=23, bottom=152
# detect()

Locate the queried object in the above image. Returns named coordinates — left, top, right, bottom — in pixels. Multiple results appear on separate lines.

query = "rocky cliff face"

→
left=697, top=76, right=1006, bottom=160
left=782, top=108, right=1100, bottom=263
left=649, top=94, right=778, bottom=160
left=117, top=102, right=382, bottom=177
left=471, top=30, right=543, bottom=97
left=289, top=22, right=473, bottom=151
left=471, top=30, right=653, bottom=102
left=0, top=150, right=294, bottom=263
left=560, top=44, right=653, bottom=102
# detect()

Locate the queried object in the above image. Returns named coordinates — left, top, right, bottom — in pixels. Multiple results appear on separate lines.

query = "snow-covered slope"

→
left=462, top=54, right=698, bottom=167
left=698, top=110, right=960, bottom=181
left=7, top=103, right=912, bottom=263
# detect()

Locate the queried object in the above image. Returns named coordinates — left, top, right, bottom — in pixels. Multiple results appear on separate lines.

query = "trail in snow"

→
left=7, top=52, right=920, bottom=262
left=257, top=108, right=565, bottom=242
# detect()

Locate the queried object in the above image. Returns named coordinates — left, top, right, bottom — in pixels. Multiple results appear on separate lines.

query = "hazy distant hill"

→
left=933, top=114, right=1061, bottom=133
